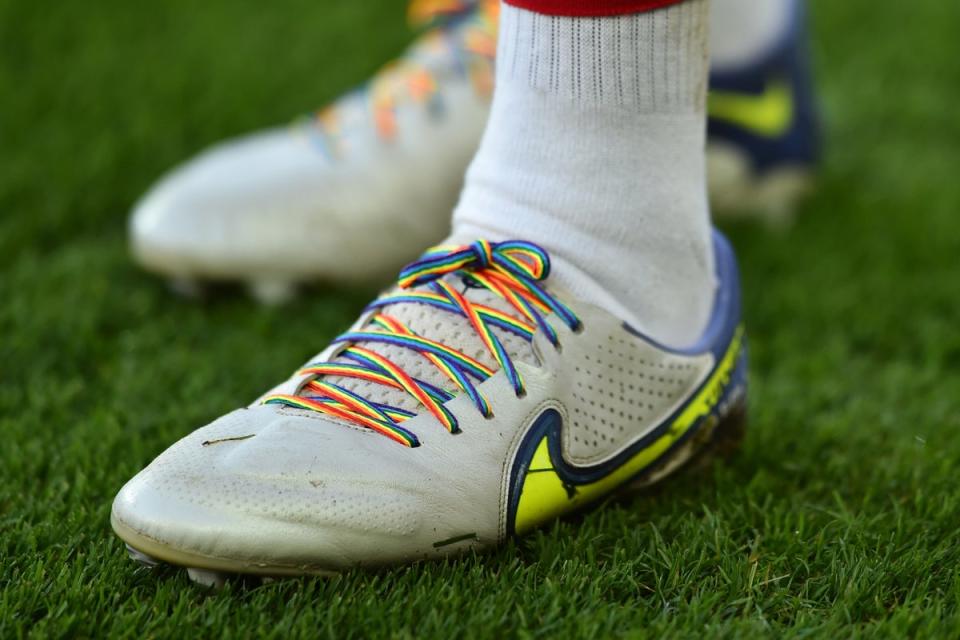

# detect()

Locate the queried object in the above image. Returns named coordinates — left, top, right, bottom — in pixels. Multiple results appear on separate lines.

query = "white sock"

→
left=452, top=0, right=714, bottom=348
left=710, top=0, right=793, bottom=71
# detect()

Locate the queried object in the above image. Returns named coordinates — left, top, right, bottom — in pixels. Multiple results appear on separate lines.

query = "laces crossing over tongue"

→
left=310, top=0, right=498, bottom=149
left=263, top=240, right=581, bottom=447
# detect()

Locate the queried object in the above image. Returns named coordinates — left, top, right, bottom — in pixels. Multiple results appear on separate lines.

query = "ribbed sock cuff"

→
left=498, top=0, right=708, bottom=113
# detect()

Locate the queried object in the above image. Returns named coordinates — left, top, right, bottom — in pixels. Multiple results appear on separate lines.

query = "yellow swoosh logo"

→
left=512, top=327, right=745, bottom=536
left=708, top=80, right=793, bottom=138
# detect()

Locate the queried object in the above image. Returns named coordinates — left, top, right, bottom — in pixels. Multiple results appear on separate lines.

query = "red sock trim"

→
left=504, top=0, right=687, bottom=17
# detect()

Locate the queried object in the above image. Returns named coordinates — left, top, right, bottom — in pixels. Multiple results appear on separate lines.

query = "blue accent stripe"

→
left=505, top=347, right=747, bottom=537
left=505, top=229, right=748, bottom=536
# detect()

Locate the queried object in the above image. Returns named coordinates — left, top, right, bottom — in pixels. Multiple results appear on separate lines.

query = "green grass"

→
left=2, top=0, right=960, bottom=637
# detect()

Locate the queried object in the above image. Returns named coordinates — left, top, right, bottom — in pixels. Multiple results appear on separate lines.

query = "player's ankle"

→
left=452, top=0, right=715, bottom=347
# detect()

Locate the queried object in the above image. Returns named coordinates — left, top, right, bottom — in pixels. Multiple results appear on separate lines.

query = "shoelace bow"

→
left=263, top=240, right=581, bottom=447
left=312, top=0, right=498, bottom=145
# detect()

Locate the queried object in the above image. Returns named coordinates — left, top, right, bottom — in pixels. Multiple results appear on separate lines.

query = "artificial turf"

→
left=2, top=0, right=959, bottom=637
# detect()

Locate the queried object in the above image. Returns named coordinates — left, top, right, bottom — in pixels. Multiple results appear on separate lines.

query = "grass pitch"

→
left=2, top=0, right=960, bottom=637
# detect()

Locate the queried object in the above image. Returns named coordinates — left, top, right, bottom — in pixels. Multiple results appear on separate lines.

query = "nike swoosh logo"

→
left=708, top=80, right=794, bottom=138
left=506, top=327, right=745, bottom=536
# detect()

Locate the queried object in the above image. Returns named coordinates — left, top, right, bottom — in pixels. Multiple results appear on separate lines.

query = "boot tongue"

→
left=305, top=1, right=496, bottom=156
left=302, top=274, right=539, bottom=418
left=400, top=0, right=497, bottom=80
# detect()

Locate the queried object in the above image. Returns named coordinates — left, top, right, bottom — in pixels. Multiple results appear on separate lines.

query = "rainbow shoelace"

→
left=263, top=240, right=581, bottom=447
left=311, top=0, right=498, bottom=154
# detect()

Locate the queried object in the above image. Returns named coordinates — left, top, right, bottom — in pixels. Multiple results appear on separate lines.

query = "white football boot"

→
left=112, top=232, right=748, bottom=583
left=130, top=0, right=498, bottom=303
